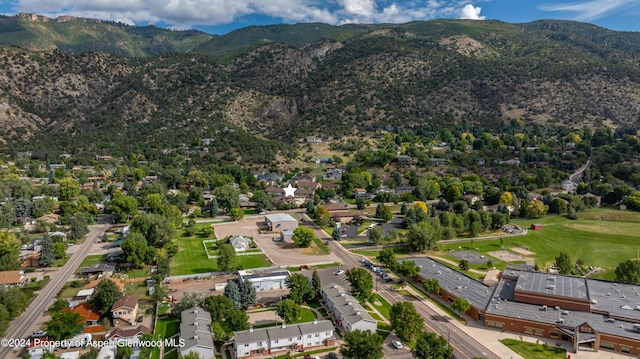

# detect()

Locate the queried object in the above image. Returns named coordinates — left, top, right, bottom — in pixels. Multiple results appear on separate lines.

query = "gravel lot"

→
left=213, top=217, right=341, bottom=266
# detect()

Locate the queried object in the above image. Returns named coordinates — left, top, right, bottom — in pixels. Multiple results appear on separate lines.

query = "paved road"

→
left=299, top=213, right=499, bottom=359
left=569, top=157, right=592, bottom=184
left=0, top=219, right=110, bottom=358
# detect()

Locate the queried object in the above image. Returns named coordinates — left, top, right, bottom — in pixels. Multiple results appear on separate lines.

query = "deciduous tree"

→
left=45, top=310, right=84, bottom=341
left=376, top=248, right=396, bottom=269
left=412, top=331, right=453, bottom=359
left=285, top=273, right=313, bottom=304
left=218, top=243, right=236, bottom=272
left=615, top=260, right=640, bottom=284
left=345, top=268, right=373, bottom=302
left=451, top=297, right=471, bottom=319
left=292, top=226, right=315, bottom=248
left=390, top=301, right=424, bottom=342
left=90, top=279, right=123, bottom=314
left=276, top=299, right=301, bottom=324
left=340, top=330, right=383, bottom=359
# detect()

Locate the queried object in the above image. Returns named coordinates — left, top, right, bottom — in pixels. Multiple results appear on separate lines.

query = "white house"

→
left=238, top=268, right=290, bottom=292
left=321, top=284, right=377, bottom=333
left=229, top=236, right=252, bottom=252
left=233, top=320, right=335, bottom=358
left=179, top=307, right=215, bottom=359
left=562, top=179, right=576, bottom=193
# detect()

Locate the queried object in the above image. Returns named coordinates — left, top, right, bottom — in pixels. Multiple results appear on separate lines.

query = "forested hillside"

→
left=0, top=17, right=639, bottom=165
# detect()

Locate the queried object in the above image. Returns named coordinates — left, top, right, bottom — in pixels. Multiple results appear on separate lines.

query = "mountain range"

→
left=1, top=14, right=640, bottom=164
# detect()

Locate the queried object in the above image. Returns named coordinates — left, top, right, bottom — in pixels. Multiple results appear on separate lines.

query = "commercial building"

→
left=321, top=284, right=377, bottom=333
left=238, top=268, right=290, bottom=292
left=264, top=213, right=298, bottom=233
left=233, top=320, right=335, bottom=358
left=409, top=256, right=640, bottom=356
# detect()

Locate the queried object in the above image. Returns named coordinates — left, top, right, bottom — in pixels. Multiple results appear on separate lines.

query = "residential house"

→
left=111, top=295, right=138, bottom=327
left=499, top=158, right=521, bottom=166
left=80, top=263, right=116, bottom=277
left=562, top=179, right=576, bottom=193
left=233, top=320, right=335, bottom=358
left=0, top=270, right=27, bottom=287
left=321, top=284, right=377, bottom=333
left=430, top=158, right=448, bottom=166
left=238, top=268, right=290, bottom=292
left=305, top=136, right=323, bottom=144
left=395, top=185, right=414, bottom=195
left=230, top=236, right=252, bottom=252
left=37, top=213, right=60, bottom=224
left=475, top=158, right=486, bottom=166
left=21, top=253, right=40, bottom=268
left=464, top=194, right=481, bottom=205
left=27, top=340, right=56, bottom=359
left=49, top=164, right=67, bottom=170
left=66, top=303, right=100, bottom=326
left=265, top=187, right=285, bottom=197
left=179, top=307, right=214, bottom=359
left=108, top=325, right=150, bottom=341
left=352, top=188, right=369, bottom=199
left=396, top=155, right=413, bottom=166
left=324, top=168, right=344, bottom=180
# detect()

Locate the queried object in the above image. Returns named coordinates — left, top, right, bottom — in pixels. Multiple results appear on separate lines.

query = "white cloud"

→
left=539, top=0, right=639, bottom=21
left=12, top=0, right=486, bottom=29
left=459, top=4, right=485, bottom=20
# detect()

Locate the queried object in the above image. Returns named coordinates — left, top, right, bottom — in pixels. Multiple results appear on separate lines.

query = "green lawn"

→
left=371, top=294, right=392, bottom=320
left=79, top=254, right=108, bottom=267
left=439, top=209, right=640, bottom=280
left=172, top=235, right=271, bottom=275
left=500, top=339, right=566, bottom=359
left=312, top=237, right=331, bottom=255
left=152, top=317, right=181, bottom=359
left=292, top=307, right=318, bottom=324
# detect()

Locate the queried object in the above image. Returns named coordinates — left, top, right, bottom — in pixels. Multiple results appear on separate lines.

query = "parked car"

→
left=272, top=237, right=283, bottom=242
left=383, top=274, right=392, bottom=282
left=137, top=315, right=143, bottom=322
left=334, top=270, right=345, bottom=275
left=31, top=330, right=47, bottom=338
left=392, top=340, right=403, bottom=349
left=326, top=353, right=339, bottom=359
left=21, top=245, right=27, bottom=250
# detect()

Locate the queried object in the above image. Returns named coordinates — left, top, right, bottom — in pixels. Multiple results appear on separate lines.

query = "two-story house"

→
left=111, top=295, right=138, bottom=327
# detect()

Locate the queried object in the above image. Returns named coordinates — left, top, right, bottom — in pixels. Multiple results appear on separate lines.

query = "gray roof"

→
left=322, top=284, right=376, bottom=326
left=515, top=272, right=588, bottom=300
left=265, top=213, right=297, bottom=223
left=266, top=325, right=303, bottom=341
left=587, top=279, right=640, bottom=322
left=80, top=262, right=116, bottom=274
left=298, top=320, right=334, bottom=334
left=180, top=307, right=214, bottom=351
left=409, top=257, right=494, bottom=311
left=234, top=320, right=333, bottom=346
left=487, top=279, right=640, bottom=341
left=181, top=306, right=212, bottom=324
left=234, top=328, right=269, bottom=345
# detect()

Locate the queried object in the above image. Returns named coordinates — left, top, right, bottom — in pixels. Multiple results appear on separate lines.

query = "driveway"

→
left=213, top=217, right=341, bottom=266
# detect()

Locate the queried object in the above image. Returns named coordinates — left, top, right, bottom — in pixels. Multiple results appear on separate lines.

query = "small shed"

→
left=530, top=224, right=542, bottom=230
left=280, top=230, right=294, bottom=242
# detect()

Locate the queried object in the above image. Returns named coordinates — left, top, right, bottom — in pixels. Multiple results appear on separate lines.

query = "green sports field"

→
left=440, top=209, right=640, bottom=280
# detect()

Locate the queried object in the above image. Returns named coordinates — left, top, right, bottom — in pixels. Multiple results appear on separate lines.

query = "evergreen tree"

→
left=224, top=280, right=242, bottom=309
left=210, top=197, right=219, bottom=217
left=332, top=227, right=342, bottom=241
left=311, top=269, right=322, bottom=297
left=239, top=280, right=257, bottom=308
left=39, top=237, right=55, bottom=267
left=400, top=202, right=408, bottom=215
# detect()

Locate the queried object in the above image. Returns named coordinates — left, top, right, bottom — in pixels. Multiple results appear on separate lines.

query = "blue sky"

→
left=1, top=0, right=639, bottom=34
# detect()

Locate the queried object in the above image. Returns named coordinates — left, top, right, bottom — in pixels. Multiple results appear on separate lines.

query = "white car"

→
left=391, top=340, right=403, bottom=349
left=334, top=270, right=345, bottom=275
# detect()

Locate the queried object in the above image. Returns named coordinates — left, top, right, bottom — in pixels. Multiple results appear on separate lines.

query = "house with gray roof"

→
left=229, top=236, right=252, bottom=252
left=179, top=306, right=214, bottom=359
left=321, top=284, right=377, bottom=333
left=233, top=320, right=335, bottom=358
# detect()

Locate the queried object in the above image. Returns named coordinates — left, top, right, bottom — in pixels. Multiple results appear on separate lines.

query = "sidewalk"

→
left=402, top=284, right=635, bottom=359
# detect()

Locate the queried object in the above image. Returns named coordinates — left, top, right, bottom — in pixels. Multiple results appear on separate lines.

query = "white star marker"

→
left=283, top=184, right=297, bottom=197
